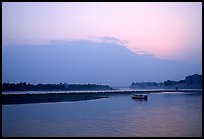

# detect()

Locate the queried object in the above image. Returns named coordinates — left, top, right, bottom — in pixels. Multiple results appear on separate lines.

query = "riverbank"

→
left=2, top=89, right=202, bottom=105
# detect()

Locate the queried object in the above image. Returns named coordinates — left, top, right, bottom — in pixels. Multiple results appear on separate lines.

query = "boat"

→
left=132, top=94, right=148, bottom=100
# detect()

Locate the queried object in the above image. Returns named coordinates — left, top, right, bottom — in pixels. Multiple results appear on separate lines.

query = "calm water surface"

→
left=2, top=92, right=202, bottom=137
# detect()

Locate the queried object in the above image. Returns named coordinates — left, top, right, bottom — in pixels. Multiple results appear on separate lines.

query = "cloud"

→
left=84, top=36, right=128, bottom=47
left=99, top=37, right=126, bottom=45
left=2, top=39, right=201, bottom=86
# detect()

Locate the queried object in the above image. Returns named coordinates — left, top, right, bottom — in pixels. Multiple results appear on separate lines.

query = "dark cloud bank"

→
left=2, top=39, right=201, bottom=86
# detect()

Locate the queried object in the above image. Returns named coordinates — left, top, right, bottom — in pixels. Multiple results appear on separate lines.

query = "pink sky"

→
left=2, top=2, right=202, bottom=63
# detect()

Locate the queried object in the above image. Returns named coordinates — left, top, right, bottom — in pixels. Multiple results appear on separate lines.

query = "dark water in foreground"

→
left=2, top=92, right=202, bottom=137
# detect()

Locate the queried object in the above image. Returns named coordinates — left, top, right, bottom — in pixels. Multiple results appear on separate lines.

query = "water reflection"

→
left=131, top=98, right=148, bottom=102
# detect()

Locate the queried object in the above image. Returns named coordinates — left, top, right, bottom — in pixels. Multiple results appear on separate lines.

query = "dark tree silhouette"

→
left=2, top=82, right=114, bottom=91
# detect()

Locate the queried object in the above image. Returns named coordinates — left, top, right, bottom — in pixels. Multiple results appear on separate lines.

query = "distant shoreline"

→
left=2, top=89, right=202, bottom=105
left=2, top=83, right=115, bottom=92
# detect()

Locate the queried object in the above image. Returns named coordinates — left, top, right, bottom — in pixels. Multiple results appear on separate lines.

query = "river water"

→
left=2, top=91, right=202, bottom=137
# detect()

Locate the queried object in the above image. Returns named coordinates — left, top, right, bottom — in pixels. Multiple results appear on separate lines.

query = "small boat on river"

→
left=132, top=94, right=148, bottom=100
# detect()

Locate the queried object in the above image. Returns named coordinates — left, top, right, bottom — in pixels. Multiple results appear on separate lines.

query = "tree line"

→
left=2, top=82, right=113, bottom=91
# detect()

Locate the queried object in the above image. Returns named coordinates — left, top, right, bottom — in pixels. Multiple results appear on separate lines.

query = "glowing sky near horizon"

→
left=2, top=2, right=202, bottom=63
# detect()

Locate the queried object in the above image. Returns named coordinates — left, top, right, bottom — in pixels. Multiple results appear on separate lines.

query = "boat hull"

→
left=132, top=95, right=148, bottom=100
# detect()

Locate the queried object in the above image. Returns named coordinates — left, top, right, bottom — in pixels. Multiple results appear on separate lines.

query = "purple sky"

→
left=2, top=2, right=202, bottom=85
left=2, top=2, right=202, bottom=62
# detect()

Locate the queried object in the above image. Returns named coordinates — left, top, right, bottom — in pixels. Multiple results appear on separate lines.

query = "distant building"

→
left=130, top=74, right=202, bottom=89
left=130, top=82, right=163, bottom=89
left=185, top=74, right=202, bottom=89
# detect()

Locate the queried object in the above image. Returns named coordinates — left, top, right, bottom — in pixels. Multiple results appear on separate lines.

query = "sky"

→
left=2, top=2, right=202, bottom=86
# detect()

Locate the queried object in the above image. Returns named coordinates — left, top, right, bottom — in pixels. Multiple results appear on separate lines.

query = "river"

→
left=2, top=91, right=202, bottom=137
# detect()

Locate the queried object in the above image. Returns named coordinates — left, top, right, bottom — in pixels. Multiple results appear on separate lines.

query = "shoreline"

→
left=2, top=89, right=202, bottom=105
